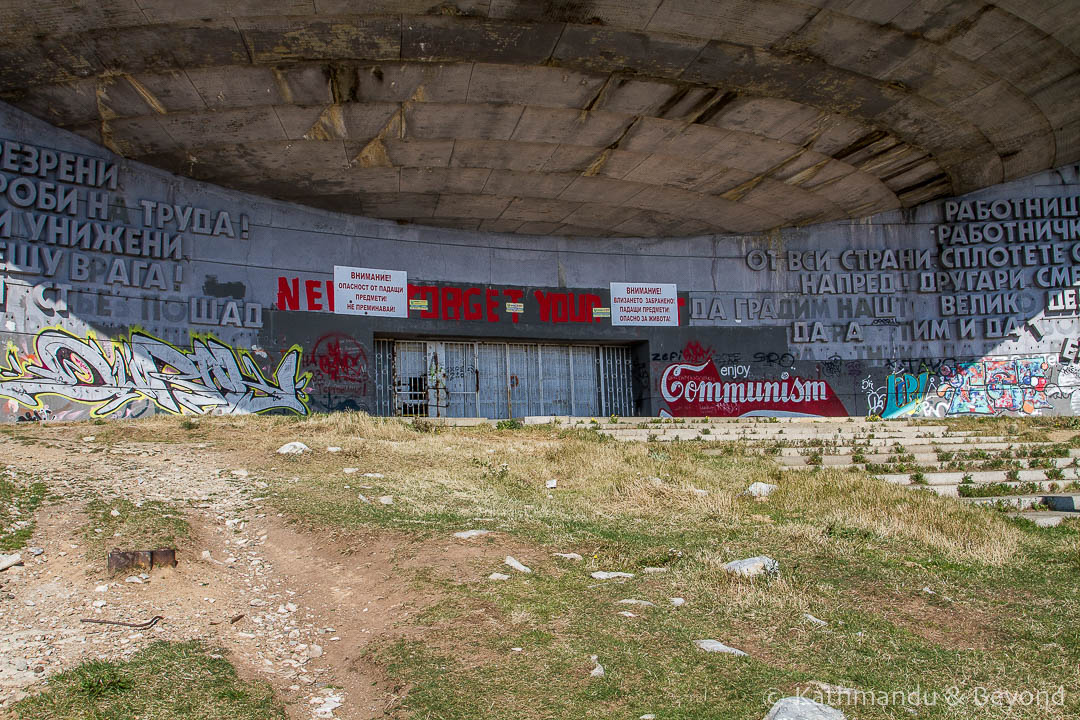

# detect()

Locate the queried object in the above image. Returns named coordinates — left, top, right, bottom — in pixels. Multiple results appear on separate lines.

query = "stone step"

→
left=778, top=453, right=1079, bottom=468
left=908, top=480, right=1066, bottom=498
left=963, top=494, right=1080, bottom=511
left=1007, top=511, right=1076, bottom=527
left=771, top=439, right=1029, bottom=456
left=877, top=468, right=1080, bottom=486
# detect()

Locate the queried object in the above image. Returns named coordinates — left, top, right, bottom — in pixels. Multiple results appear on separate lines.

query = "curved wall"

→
left=1, top=99, right=1078, bottom=421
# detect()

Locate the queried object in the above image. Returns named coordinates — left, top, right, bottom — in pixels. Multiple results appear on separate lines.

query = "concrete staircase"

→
left=589, top=417, right=1080, bottom=528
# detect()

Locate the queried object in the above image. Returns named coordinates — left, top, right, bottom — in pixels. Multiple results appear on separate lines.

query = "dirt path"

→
left=0, top=432, right=423, bottom=719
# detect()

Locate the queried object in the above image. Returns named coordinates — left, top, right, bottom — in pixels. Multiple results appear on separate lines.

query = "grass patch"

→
left=10, top=414, right=1080, bottom=719
left=11, top=641, right=284, bottom=720
left=0, top=470, right=47, bottom=551
left=81, top=496, right=190, bottom=561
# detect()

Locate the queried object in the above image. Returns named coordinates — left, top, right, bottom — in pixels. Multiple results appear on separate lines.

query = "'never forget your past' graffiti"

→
left=0, top=328, right=310, bottom=417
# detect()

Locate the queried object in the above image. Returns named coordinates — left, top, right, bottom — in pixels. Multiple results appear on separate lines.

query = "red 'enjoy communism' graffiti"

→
left=660, top=360, right=846, bottom=417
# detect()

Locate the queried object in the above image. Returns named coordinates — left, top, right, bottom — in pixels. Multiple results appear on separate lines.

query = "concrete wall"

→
left=2, top=99, right=1079, bottom=421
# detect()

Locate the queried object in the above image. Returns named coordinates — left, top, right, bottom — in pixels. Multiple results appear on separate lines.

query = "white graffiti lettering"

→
left=0, top=329, right=309, bottom=417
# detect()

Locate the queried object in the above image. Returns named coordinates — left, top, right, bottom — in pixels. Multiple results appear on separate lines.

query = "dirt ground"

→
left=0, top=429, right=527, bottom=719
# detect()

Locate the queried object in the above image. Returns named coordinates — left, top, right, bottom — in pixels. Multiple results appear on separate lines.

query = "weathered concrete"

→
left=0, top=2, right=1076, bottom=236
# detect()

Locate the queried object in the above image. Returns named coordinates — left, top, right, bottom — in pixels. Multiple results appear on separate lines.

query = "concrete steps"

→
left=1006, top=511, right=1078, bottom=527
left=778, top=452, right=1080, bottom=468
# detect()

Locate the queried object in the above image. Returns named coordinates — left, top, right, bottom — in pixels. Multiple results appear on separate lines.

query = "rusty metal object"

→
left=80, top=615, right=163, bottom=629
left=107, top=548, right=177, bottom=574
left=151, top=548, right=177, bottom=568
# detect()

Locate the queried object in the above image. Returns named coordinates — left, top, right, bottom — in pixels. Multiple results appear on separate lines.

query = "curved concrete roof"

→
left=1, top=1, right=1077, bottom=237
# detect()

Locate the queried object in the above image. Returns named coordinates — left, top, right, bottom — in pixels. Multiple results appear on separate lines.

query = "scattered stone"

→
left=488, top=572, right=510, bottom=581
left=14, top=659, right=27, bottom=672
left=231, top=469, right=250, bottom=478
left=505, top=556, right=531, bottom=573
left=378, top=496, right=393, bottom=505
left=694, top=639, right=747, bottom=656
left=110, top=509, right=120, bottom=517
left=356, top=493, right=371, bottom=504
left=922, top=586, right=935, bottom=595
left=362, top=472, right=384, bottom=478
left=723, top=556, right=779, bottom=579
left=618, top=611, right=637, bottom=618
left=92, top=600, right=106, bottom=608
left=453, top=529, right=491, bottom=540
left=618, top=599, right=655, bottom=607
left=545, top=479, right=557, bottom=489
left=670, top=597, right=685, bottom=607
left=23, top=599, right=35, bottom=607
left=641, top=715, right=656, bottom=719
left=553, top=552, right=583, bottom=560
left=763, top=696, right=846, bottom=719
left=589, top=655, right=604, bottom=678
left=804, top=613, right=828, bottom=626
left=343, top=468, right=359, bottom=474
left=27, top=547, right=44, bottom=557
left=276, top=441, right=310, bottom=455
left=746, top=482, right=779, bottom=498
left=124, top=576, right=143, bottom=584
left=591, top=571, right=634, bottom=580
left=326, top=447, right=342, bottom=453
left=690, top=488, right=709, bottom=497
left=307, top=644, right=323, bottom=658
left=312, top=692, right=343, bottom=718
left=511, top=647, right=522, bottom=652
left=642, top=567, right=667, bottom=574
left=0, top=554, right=23, bottom=572
left=82, top=436, right=95, bottom=442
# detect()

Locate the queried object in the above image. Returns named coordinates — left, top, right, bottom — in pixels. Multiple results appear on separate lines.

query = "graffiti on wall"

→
left=864, top=356, right=1076, bottom=417
left=660, top=360, right=846, bottom=417
left=0, top=328, right=309, bottom=417
left=938, top=358, right=1054, bottom=416
left=305, top=332, right=370, bottom=411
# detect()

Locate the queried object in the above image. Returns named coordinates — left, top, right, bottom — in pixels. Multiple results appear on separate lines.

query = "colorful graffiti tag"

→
left=660, top=360, right=846, bottom=417
left=305, top=332, right=370, bottom=411
left=938, top=358, right=1052, bottom=416
left=864, top=371, right=937, bottom=418
left=0, top=328, right=309, bottom=417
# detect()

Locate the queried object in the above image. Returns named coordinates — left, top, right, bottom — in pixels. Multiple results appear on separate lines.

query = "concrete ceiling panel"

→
left=647, top=0, right=819, bottom=47
left=347, top=62, right=473, bottom=104
left=405, top=103, right=524, bottom=141
left=551, top=26, right=707, bottom=77
left=449, top=139, right=558, bottom=171
left=237, top=16, right=400, bottom=64
left=465, top=64, right=608, bottom=108
left=481, top=170, right=577, bottom=199
left=400, top=167, right=492, bottom=194
left=401, top=16, right=563, bottom=65
left=434, top=193, right=513, bottom=219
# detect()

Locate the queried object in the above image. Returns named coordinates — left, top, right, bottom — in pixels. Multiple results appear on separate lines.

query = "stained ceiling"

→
left=1, top=0, right=1077, bottom=237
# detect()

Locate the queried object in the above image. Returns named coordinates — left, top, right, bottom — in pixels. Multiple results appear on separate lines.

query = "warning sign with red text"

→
left=609, top=282, right=678, bottom=326
left=333, top=266, right=408, bottom=317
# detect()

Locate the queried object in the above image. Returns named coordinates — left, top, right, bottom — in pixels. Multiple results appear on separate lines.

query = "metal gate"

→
left=374, top=339, right=634, bottom=418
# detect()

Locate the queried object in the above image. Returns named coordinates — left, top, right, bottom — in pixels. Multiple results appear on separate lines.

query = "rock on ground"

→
left=553, top=552, right=582, bottom=560
left=488, top=572, right=510, bottom=581
left=591, top=571, right=634, bottom=580
left=694, top=639, right=747, bottom=656
left=746, top=482, right=779, bottom=498
left=504, top=556, right=531, bottom=573
left=763, top=696, right=846, bottom=719
left=723, top=556, right=779, bottom=579
left=276, top=441, right=310, bottom=454
left=0, top=554, right=23, bottom=572
left=453, top=530, right=490, bottom=540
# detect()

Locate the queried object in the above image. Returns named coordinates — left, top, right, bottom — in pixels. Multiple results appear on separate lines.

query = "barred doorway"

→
left=373, top=339, right=634, bottom=418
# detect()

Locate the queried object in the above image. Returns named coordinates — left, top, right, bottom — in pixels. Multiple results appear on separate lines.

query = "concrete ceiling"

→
left=1, top=1, right=1077, bottom=237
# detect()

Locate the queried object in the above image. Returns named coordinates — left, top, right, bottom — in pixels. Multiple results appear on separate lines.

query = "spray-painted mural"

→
left=0, top=328, right=309, bottom=418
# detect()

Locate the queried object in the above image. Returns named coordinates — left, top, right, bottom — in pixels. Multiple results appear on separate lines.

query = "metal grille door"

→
left=374, top=340, right=634, bottom=418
